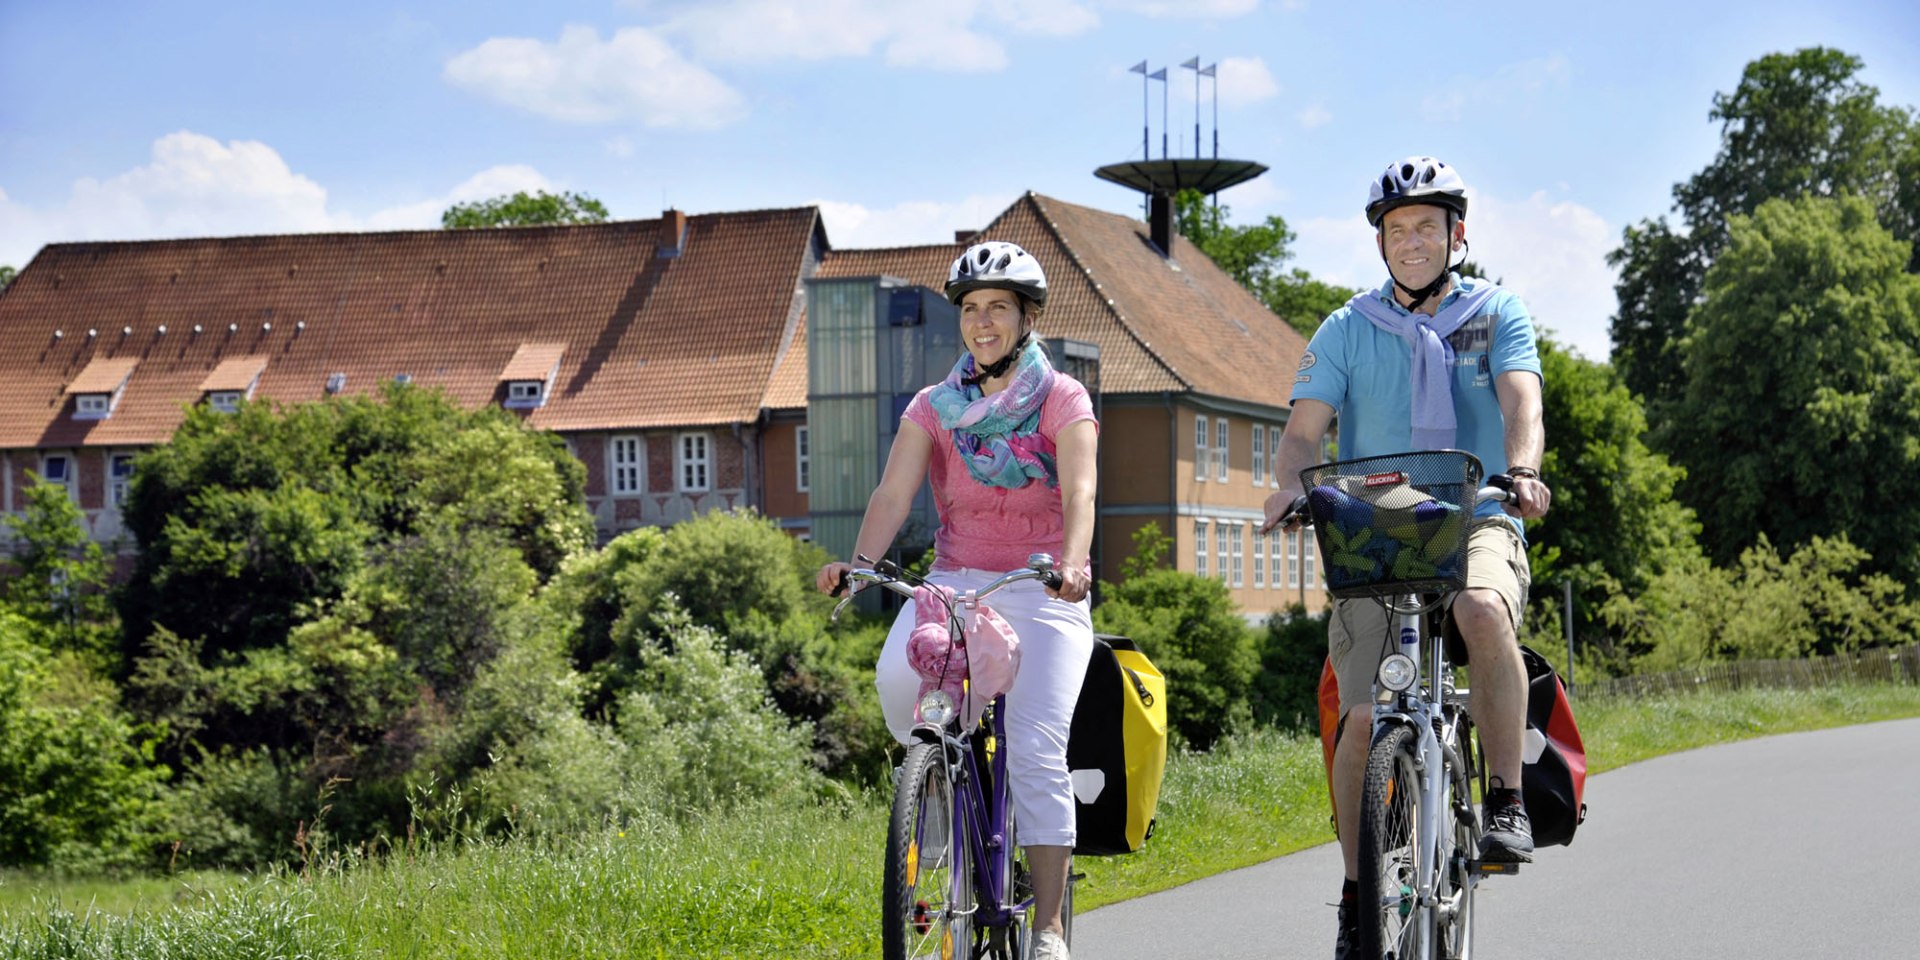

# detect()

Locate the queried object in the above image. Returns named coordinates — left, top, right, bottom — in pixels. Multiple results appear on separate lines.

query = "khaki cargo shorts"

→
left=1326, top=517, right=1530, bottom=713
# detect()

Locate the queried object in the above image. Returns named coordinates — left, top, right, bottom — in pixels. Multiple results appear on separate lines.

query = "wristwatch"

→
left=1509, top=466, right=1540, bottom=480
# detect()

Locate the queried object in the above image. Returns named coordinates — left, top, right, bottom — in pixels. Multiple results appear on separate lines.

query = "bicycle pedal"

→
left=1471, top=860, right=1521, bottom=876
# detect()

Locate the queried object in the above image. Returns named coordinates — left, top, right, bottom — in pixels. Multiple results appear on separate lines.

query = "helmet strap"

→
left=963, top=332, right=1031, bottom=387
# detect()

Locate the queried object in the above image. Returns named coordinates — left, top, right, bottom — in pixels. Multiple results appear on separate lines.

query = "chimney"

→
left=659, top=209, right=688, bottom=258
left=1149, top=192, right=1175, bottom=257
left=954, top=229, right=978, bottom=243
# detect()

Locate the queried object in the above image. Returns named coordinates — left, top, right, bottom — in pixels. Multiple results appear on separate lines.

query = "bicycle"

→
left=1276, top=450, right=1517, bottom=960
left=832, top=553, right=1075, bottom=960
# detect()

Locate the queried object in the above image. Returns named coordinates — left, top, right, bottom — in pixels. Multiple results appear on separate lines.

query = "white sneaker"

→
left=1031, top=930, right=1070, bottom=960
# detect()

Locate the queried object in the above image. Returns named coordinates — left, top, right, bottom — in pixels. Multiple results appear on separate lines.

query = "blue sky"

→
left=4, top=0, right=1917, bottom=361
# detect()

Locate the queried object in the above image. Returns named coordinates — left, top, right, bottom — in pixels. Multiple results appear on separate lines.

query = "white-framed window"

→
left=110, top=453, right=136, bottom=507
left=677, top=432, right=711, bottom=492
left=610, top=435, right=643, bottom=495
left=74, top=394, right=112, bottom=419
left=206, top=391, right=242, bottom=413
left=796, top=426, right=810, bottom=493
left=40, top=454, right=72, bottom=497
left=1253, top=530, right=1266, bottom=588
left=1195, top=519, right=1209, bottom=578
left=1287, top=529, right=1302, bottom=588
left=1215, top=418, right=1230, bottom=482
left=1231, top=522, right=1244, bottom=588
left=1216, top=519, right=1230, bottom=582
left=1269, top=426, right=1283, bottom=488
left=1252, top=423, right=1266, bottom=486
left=1303, top=531, right=1318, bottom=589
left=1195, top=415, right=1209, bottom=481
left=505, top=380, right=545, bottom=408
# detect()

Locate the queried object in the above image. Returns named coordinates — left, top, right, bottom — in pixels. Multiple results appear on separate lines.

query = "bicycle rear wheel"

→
left=885, top=741, right=971, bottom=960
left=1438, top=712, right=1479, bottom=960
left=1358, top=723, right=1430, bottom=960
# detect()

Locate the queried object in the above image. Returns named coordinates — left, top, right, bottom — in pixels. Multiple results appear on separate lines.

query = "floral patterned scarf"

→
left=927, top=338, right=1058, bottom=489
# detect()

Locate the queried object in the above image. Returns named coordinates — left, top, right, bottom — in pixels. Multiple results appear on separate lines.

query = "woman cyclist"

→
left=816, top=240, right=1097, bottom=960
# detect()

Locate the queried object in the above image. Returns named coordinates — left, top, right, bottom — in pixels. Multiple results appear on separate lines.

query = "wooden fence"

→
left=1580, top=645, right=1920, bottom=700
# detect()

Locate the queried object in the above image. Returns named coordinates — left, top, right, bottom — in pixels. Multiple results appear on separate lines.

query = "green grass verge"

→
left=4, top=683, right=1917, bottom=959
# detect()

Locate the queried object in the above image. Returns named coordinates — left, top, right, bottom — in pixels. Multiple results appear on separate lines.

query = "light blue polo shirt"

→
left=1290, top=274, right=1542, bottom=534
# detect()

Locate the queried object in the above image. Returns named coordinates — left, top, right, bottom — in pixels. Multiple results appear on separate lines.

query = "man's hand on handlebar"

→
left=1502, top=475, right=1552, bottom=520
left=1260, top=486, right=1309, bottom=536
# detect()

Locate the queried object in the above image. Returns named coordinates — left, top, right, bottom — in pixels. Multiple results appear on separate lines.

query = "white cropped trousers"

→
left=875, top=567, right=1093, bottom=848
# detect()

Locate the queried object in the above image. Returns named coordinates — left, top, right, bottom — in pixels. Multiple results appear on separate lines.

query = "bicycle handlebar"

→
left=1269, top=475, right=1518, bottom=533
left=829, top=555, right=1063, bottom=622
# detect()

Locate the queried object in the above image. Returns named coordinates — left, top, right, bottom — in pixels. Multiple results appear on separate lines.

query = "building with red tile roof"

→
left=0, top=193, right=1329, bottom=614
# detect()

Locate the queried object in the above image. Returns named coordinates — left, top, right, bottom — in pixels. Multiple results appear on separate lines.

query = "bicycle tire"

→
left=1438, top=711, right=1479, bottom=960
left=884, top=741, right=971, bottom=960
left=1357, top=723, right=1430, bottom=960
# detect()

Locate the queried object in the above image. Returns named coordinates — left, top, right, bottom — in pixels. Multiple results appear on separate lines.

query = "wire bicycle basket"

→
left=1299, top=450, right=1483, bottom=599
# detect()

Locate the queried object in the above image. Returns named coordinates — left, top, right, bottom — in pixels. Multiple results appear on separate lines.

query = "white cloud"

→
left=444, top=25, right=745, bottom=127
left=1423, top=55, right=1571, bottom=123
left=0, top=132, right=562, bottom=267
left=1297, top=103, right=1333, bottom=129
left=1289, top=188, right=1619, bottom=360
left=606, top=136, right=637, bottom=158
left=1216, top=57, right=1280, bottom=107
left=1464, top=189, right=1617, bottom=360
left=1104, top=0, right=1259, bottom=16
left=650, top=0, right=1099, bottom=71
left=814, top=193, right=1019, bottom=249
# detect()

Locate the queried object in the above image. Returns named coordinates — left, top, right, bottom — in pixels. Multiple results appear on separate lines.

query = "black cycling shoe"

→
left=1334, top=896, right=1357, bottom=960
left=1479, top=789, right=1535, bottom=863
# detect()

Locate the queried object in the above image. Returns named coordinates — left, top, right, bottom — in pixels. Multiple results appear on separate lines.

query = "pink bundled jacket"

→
left=905, top=582, right=1021, bottom=728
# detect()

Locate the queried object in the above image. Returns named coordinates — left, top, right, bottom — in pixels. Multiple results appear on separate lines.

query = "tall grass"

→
left=4, top=683, right=1917, bottom=959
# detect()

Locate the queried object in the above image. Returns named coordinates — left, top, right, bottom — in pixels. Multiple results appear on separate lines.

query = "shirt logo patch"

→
left=1298, top=351, right=1317, bottom=371
left=1295, top=374, right=1312, bottom=384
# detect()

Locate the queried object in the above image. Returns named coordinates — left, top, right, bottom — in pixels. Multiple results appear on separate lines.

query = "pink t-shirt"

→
left=903, top=376, right=1098, bottom=573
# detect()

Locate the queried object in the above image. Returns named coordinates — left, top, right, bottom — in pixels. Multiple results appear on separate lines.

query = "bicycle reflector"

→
left=1378, top=653, right=1418, bottom=693
left=918, top=689, right=957, bottom=727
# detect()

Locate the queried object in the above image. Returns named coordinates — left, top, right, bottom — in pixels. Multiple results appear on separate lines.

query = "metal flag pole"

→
left=1181, top=57, right=1201, bottom=160
left=1148, top=67, right=1168, bottom=159
left=1202, top=63, right=1218, bottom=158
left=1128, top=60, right=1149, bottom=161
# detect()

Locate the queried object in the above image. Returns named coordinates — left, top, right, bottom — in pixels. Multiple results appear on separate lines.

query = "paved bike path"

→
left=1074, top=716, right=1920, bottom=959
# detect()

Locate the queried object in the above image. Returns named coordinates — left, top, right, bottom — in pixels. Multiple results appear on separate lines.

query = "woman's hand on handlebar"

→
left=1049, top=565, right=1092, bottom=603
left=816, top=561, right=854, bottom=596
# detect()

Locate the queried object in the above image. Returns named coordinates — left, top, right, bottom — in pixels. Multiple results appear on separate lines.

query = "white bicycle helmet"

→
left=945, top=241, right=1048, bottom=308
left=1365, top=156, right=1469, bottom=227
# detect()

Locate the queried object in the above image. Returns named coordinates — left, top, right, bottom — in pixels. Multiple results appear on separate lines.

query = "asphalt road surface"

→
left=1074, top=717, right=1920, bottom=959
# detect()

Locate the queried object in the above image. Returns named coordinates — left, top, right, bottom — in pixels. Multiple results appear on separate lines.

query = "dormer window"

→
left=506, top=380, right=544, bottom=405
left=64, top=356, right=139, bottom=421
left=199, top=356, right=267, bottom=414
left=498, top=342, right=564, bottom=410
left=74, top=394, right=112, bottom=418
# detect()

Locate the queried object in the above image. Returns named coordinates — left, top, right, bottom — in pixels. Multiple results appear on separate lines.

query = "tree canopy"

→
left=1608, top=47, right=1918, bottom=411
left=441, top=190, right=611, bottom=229
left=1174, top=189, right=1357, bottom=336
left=1663, top=193, right=1920, bottom=584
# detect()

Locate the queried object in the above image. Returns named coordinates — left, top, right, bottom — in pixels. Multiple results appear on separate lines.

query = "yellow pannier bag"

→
left=1067, top=634, right=1168, bottom=856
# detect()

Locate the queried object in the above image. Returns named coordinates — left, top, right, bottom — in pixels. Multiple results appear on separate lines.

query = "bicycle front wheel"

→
left=884, top=741, right=971, bottom=960
left=1358, top=723, right=1430, bottom=960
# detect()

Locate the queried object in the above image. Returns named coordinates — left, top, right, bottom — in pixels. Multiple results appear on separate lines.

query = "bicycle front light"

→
left=917, top=689, right=957, bottom=727
left=1378, top=653, right=1418, bottom=693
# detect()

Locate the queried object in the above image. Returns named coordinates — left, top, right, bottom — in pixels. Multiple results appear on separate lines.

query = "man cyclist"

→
left=1260, top=156, right=1551, bottom=958
left=817, top=241, right=1096, bottom=960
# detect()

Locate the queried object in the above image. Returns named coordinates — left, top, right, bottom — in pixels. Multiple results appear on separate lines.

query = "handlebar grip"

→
left=1041, top=570, right=1064, bottom=590
left=830, top=571, right=848, bottom=598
